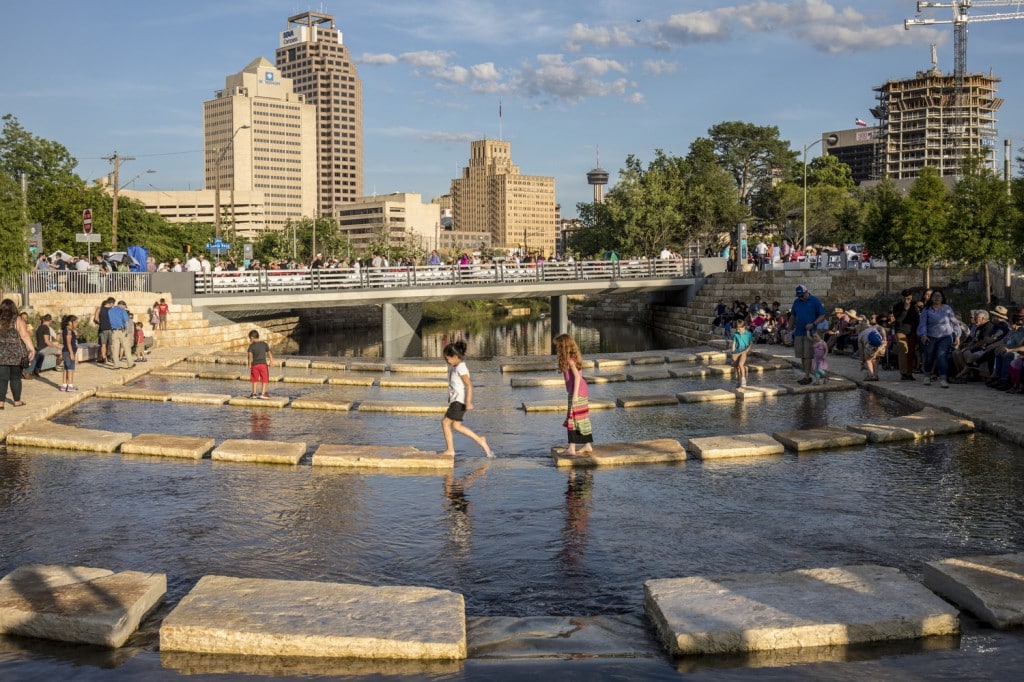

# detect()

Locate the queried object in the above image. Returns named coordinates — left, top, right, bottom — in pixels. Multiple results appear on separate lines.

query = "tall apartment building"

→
left=872, top=65, right=1001, bottom=179
left=275, top=11, right=363, bottom=217
left=450, top=139, right=557, bottom=257
left=203, top=57, right=316, bottom=236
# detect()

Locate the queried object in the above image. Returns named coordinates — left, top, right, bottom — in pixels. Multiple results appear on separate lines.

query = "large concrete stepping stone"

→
left=211, top=439, right=306, bottom=465
left=688, top=433, right=784, bottom=460
left=187, top=354, right=220, bottom=364
left=388, top=362, right=448, bottom=375
left=160, top=575, right=466, bottom=659
left=585, top=373, right=627, bottom=384
left=521, top=399, right=616, bottom=413
left=358, top=401, right=447, bottom=414
left=169, top=393, right=231, bottom=405
left=551, top=438, right=686, bottom=467
left=0, top=564, right=166, bottom=648
left=312, top=444, right=454, bottom=470
left=501, top=360, right=557, bottom=373
left=380, top=378, right=448, bottom=388
left=95, top=387, right=171, bottom=401
left=772, top=427, right=868, bottom=452
left=702, top=364, right=734, bottom=377
left=922, top=553, right=1024, bottom=629
left=153, top=369, right=199, bottom=378
left=213, top=353, right=248, bottom=365
left=510, top=376, right=565, bottom=388
left=616, top=394, right=679, bottom=408
left=121, top=434, right=216, bottom=459
left=677, top=389, right=736, bottom=404
left=228, top=395, right=291, bottom=408
left=695, top=351, right=728, bottom=364
left=664, top=352, right=699, bottom=364
left=846, top=407, right=975, bottom=443
left=786, top=378, right=857, bottom=394
left=281, top=375, right=327, bottom=384
left=631, top=354, right=667, bottom=365
left=281, top=357, right=311, bottom=368
left=668, top=367, right=707, bottom=379
left=593, top=356, right=630, bottom=369
left=328, top=375, right=376, bottom=386
left=468, top=615, right=661, bottom=659
left=626, top=369, right=671, bottom=381
left=644, top=564, right=959, bottom=657
left=197, top=370, right=242, bottom=380
left=735, top=385, right=788, bottom=400
left=7, top=422, right=131, bottom=453
left=349, top=360, right=387, bottom=372
left=160, top=652, right=460, bottom=677
left=290, top=397, right=353, bottom=411
left=309, top=360, right=348, bottom=371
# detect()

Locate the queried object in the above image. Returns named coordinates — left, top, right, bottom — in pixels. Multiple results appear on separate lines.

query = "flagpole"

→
left=499, top=100, right=503, bottom=141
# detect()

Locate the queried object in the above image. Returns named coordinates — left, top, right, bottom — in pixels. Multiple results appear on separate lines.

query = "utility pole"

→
left=103, top=152, right=135, bottom=251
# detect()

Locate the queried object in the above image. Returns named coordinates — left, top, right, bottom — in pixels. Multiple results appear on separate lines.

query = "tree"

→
left=0, top=171, right=27, bottom=288
left=704, top=121, right=797, bottom=211
left=899, top=167, right=948, bottom=286
left=862, top=177, right=905, bottom=294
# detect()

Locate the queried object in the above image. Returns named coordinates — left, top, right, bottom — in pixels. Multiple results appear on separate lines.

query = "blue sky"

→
left=5, top=1, right=1024, bottom=217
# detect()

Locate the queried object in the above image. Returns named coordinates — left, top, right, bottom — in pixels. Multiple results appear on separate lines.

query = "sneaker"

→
left=939, top=378, right=949, bottom=388
left=922, top=376, right=932, bottom=386
left=58, top=384, right=67, bottom=391
left=248, top=394, right=258, bottom=399
left=66, top=385, right=77, bottom=391
left=259, top=394, right=271, bottom=400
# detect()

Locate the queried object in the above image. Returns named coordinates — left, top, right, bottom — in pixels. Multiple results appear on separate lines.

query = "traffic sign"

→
left=83, top=208, right=93, bottom=234
left=76, top=234, right=101, bottom=243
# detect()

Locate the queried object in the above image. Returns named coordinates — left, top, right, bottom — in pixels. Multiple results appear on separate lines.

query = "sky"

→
left=4, top=0, right=1024, bottom=217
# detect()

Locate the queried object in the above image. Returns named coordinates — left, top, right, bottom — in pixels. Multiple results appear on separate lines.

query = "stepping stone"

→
left=152, top=369, right=198, bottom=378
left=695, top=351, right=728, bottom=364
left=630, top=355, right=667, bottom=365
left=281, top=358, right=311, bottom=368
left=380, top=378, right=449, bottom=388
left=0, top=564, right=166, bottom=648
left=772, top=427, right=868, bottom=452
left=668, top=367, right=707, bottom=379
left=7, top=422, right=131, bottom=453
left=121, top=434, right=216, bottom=460
left=197, top=371, right=241, bottom=381
left=211, top=439, right=306, bottom=465
left=626, top=369, right=671, bottom=381
left=95, top=387, right=170, bottom=401
left=664, top=352, right=699, bottom=364
left=312, top=444, right=454, bottom=470
left=159, top=575, right=466, bottom=659
left=687, top=433, right=784, bottom=460
left=309, top=360, right=348, bottom=371
left=358, top=401, right=447, bottom=414
left=213, top=354, right=248, bottom=366
left=744, top=363, right=781, bottom=375
left=584, top=373, right=627, bottom=384
left=786, top=378, right=857, bottom=394
left=169, top=393, right=231, bottom=405
left=846, top=408, right=974, bottom=443
left=281, top=375, right=327, bottom=384
left=350, top=360, right=388, bottom=372
left=327, top=375, right=376, bottom=386
left=644, top=564, right=958, bottom=657
left=734, top=385, right=788, bottom=400
left=468, top=615, right=661, bottom=659
left=521, top=399, right=616, bottom=413
left=922, top=553, right=1024, bottom=629
left=188, top=354, right=220, bottom=364
left=551, top=438, right=685, bottom=467
left=616, top=394, right=679, bottom=408
left=510, top=376, right=565, bottom=388
left=702, top=364, right=734, bottom=376
left=676, top=389, right=736, bottom=404
left=501, top=360, right=558, bottom=373
left=290, top=397, right=353, bottom=411
left=388, top=362, right=447, bottom=374
left=594, top=356, right=630, bottom=369
left=228, top=395, right=291, bottom=408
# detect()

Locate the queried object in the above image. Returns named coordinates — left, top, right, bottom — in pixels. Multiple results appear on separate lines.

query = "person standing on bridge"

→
left=440, top=340, right=493, bottom=458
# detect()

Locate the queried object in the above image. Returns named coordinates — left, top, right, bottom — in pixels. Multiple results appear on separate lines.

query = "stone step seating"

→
left=8, top=553, right=1022, bottom=662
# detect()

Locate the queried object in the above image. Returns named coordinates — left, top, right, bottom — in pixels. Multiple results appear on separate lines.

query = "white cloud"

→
left=515, top=55, right=635, bottom=102
left=564, top=23, right=636, bottom=52
left=470, top=63, right=501, bottom=81
left=400, top=50, right=453, bottom=69
left=359, top=53, right=399, bottom=65
left=627, top=92, right=646, bottom=105
left=642, top=59, right=678, bottom=75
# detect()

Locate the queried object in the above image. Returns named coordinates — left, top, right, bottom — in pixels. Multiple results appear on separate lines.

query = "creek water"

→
left=1, top=317, right=1024, bottom=680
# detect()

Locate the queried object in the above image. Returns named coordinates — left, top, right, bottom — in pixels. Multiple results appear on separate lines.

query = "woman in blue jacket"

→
left=916, top=289, right=959, bottom=388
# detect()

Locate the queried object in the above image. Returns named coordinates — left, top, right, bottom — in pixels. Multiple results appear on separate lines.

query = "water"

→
left=2, top=321, right=1024, bottom=679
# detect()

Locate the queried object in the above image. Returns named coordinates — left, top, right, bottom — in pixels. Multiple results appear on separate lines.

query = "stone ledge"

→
left=846, top=407, right=975, bottom=443
left=772, top=427, right=868, bottom=452
left=521, top=400, right=616, bottom=413
left=121, top=434, right=216, bottom=459
left=312, top=444, right=453, bottom=470
left=616, top=395, right=679, bottom=408
left=688, top=433, right=784, bottom=460
left=169, top=393, right=231, bottom=405
left=551, top=438, right=685, bottom=467
left=358, top=401, right=447, bottom=414
left=7, top=422, right=132, bottom=453
left=211, top=439, right=306, bottom=465
left=922, top=553, right=1024, bottom=629
left=289, top=397, right=353, bottom=411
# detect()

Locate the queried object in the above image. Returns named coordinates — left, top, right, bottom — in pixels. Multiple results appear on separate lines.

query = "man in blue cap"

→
left=792, top=284, right=826, bottom=384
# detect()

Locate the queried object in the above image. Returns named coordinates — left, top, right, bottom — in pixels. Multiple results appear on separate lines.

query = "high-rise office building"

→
left=450, top=139, right=557, bottom=257
left=821, top=127, right=881, bottom=185
left=202, top=57, right=316, bottom=236
left=275, top=11, right=364, bottom=217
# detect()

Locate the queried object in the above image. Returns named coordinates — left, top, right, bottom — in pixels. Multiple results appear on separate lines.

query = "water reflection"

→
left=560, top=470, right=593, bottom=570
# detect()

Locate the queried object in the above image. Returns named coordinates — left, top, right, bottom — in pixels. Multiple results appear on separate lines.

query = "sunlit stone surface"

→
left=281, top=358, right=310, bottom=368
left=379, top=378, right=449, bottom=388
left=289, top=397, right=353, bottom=411
left=616, top=394, right=680, bottom=408
left=309, top=360, right=348, bottom=371
left=584, top=373, right=627, bottom=384
left=551, top=438, right=686, bottom=467
left=152, top=369, right=199, bottom=378
left=350, top=360, right=387, bottom=372
left=676, top=389, right=736, bottom=404
left=169, top=393, right=231, bottom=405
left=227, top=396, right=290, bottom=408
left=501, top=360, right=558, bottom=373
left=786, top=378, right=857, bottom=394
left=197, top=370, right=242, bottom=381
left=327, top=376, right=377, bottom=386
left=772, top=427, right=868, bottom=452
left=593, top=356, right=630, bottom=369
left=734, top=385, right=789, bottom=400
left=669, top=367, right=708, bottom=379
left=281, top=375, right=327, bottom=384
left=312, top=444, right=454, bottom=470
left=645, top=564, right=959, bottom=656
left=159, top=575, right=466, bottom=659
left=121, top=434, right=216, bottom=459
left=847, top=407, right=975, bottom=443
left=95, top=387, right=171, bottom=401
left=7, top=422, right=131, bottom=452
left=0, top=564, right=165, bottom=648
left=631, top=355, right=668, bottom=365
left=388, top=363, right=448, bottom=374
left=626, top=369, right=671, bottom=381
left=687, top=433, right=784, bottom=460
left=358, top=401, right=447, bottom=414
left=510, top=376, right=566, bottom=388
left=923, top=553, right=1024, bottom=629
left=211, top=439, right=306, bottom=465
left=521, top=399, right=616, bottom=412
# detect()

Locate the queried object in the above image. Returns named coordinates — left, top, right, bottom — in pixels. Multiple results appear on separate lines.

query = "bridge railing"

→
left=21, top=271, right=152, bottom=295
left=193, top=258, right=693, bottom=296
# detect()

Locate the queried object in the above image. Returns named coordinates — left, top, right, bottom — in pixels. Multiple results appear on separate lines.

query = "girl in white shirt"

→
left=440, top=340, right=493, bottom=458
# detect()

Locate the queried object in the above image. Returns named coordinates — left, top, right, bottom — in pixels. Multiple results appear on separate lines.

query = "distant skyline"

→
left=5, top=1, right=1023, bottom=217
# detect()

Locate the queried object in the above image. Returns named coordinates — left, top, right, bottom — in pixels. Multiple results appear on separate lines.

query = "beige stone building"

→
left=119, top=188, right=266, bottom=237
left=275, top=11, right=364, bottom=216
left=450, top=139, right=557, bottom=257
left=337, top=193, right=441, bottom=254
left=203, top=57, right=316, bottom=236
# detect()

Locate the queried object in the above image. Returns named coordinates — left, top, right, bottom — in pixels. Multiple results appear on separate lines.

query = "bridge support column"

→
left=550, top=295, right=569, bottom=353
left=382, top=303, right=423, bottom=359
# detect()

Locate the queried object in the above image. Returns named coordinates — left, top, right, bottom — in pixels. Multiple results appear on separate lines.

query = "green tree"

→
left=0, top=171, right=27, bottom=288
left=899, top=167, right=948, bottom=286
left=862, top=177, right=905, bottom=269
left=704, top=121, right=797, bottom=211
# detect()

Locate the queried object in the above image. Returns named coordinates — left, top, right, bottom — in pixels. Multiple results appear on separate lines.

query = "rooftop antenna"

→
left=498, top=100, right=503, bottom=141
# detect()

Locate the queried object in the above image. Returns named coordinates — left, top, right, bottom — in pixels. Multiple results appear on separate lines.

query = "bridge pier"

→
left=550, top=295, right=568, bottom=352
left=382, top=303, right=423, bottom=359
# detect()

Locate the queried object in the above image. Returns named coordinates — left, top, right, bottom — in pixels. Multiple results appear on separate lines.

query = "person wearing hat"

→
left=951, top=310, right=993, bottom=380
left=961, top=305, right=1011, bottom=380
left=987, top=307, right=1024, bottom=391
left=791, top=284, right=826, bottom=384
left=892, top=289, right=921, bottom=380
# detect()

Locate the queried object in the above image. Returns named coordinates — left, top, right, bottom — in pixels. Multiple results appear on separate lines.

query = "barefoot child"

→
left=60, top=315, right=78, bottom=392
left=440, top=340, right=492, bottom=457
left=811, top=330, right=830, bottom=385
left=555, top=333, right=593, bottom=456
left=246, top=330, right=273, bottom=399
left=730, top=318, right=753, bottom=387
left=133, top=322, right=147, bottom=362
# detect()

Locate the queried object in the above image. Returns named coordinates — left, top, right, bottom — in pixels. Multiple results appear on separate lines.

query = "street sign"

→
left=76, top=234, right=101, bottom=243
left=206, top=238, right=230, bottom=253
left=83, top=208, right=93, bottom=234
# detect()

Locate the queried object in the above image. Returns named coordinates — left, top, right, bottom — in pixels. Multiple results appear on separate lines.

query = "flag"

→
left=855, top=118, right=868, bottom=127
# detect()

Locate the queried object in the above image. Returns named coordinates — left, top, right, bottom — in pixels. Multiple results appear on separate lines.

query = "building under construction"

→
left=872, top=65, right=1001, bottom=179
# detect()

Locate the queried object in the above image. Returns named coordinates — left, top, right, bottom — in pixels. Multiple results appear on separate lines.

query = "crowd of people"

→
left=716, top=285, right=1024, bottom=392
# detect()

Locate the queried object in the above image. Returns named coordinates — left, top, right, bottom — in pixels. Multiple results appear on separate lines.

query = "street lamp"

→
left=801, top=137, right=823, bottom=254
left=213, top=124, right=250, bottom=240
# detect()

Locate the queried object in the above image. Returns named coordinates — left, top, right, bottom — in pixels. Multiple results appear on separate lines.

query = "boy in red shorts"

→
left=246, top=330, right=273, bottom=399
